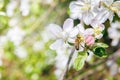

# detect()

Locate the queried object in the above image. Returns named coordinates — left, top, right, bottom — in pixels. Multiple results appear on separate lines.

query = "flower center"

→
left=76, top=34, right=84, bottom=42
left=94, top=27, right=101, bottom=36
left=110, top=6, right=119, bottom=12
left=81, top=3, right=91, bottom=11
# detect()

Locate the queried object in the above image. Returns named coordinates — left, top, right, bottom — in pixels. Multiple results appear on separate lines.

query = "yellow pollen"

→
left=110, top=6, right=118, bottom=12
left=81, top=3, right=91, bottom=11
left=94, top=27, right=101, bottom=36
left=77, top=34, right=84, bottom=42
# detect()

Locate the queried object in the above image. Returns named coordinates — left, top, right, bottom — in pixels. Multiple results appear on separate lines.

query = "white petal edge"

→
left=50, top=39, right=64, bottom=50
left=63, top=18, right=74, bottom=32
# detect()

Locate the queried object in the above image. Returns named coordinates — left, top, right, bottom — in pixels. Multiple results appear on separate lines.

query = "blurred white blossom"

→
left=20, top=0, right=30, bottom=16
left=9, top=17, right=19, bottom=27
left=40, top=0, right=53, bottom=4
left=33, top=41, right=44, bottom=51
left=108, top=21, right=120, bottom=46
left=6, top=0, right=17, bottom=17
left=106, top=60, right=120, bottom=76
left=6, top=27, right=26, bottom=46
left=14, top=46, right=27, bottom=58
left=0, top=36, right=7, bottom=46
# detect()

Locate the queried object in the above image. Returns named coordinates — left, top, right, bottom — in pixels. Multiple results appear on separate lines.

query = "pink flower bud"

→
left=85, top=35, right=95, bottom=46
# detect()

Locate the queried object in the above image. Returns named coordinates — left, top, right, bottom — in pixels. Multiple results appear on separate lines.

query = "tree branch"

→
left=59, top=47, right=75, bottom=80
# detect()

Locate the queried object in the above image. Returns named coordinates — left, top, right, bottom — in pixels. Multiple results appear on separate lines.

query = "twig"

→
left=59, top=48, right=75, bottom=80
left=66, top=59, right=107, bottom=80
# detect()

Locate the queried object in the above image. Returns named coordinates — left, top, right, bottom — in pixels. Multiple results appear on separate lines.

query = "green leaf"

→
left=74, top=55, right=86, bottom=70
left=116, top=56, right=120, bottom=66
left=67, top=9, right=70, bottom=16
left=95, top=43, right=109, bottom=48
left=78, top=51, right=87, bottom=56
left=67, top=41, right=74, bottom=46
left=93, top=47, right=107, bottom=57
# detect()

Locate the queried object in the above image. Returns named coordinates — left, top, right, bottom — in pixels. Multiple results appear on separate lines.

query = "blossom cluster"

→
left=48, top=0, right=120, bottom=79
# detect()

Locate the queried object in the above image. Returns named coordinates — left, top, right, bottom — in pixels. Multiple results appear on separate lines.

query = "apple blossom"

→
left=69, top=0, right=98, bottom=25
left=6, top=0, right=17, bottom=17
left=20, top=0, right=30, bottom=16
left=48, top=18, right=77, bottom=50
left=6, top=27, right=26, bottom=46
left=95, top=0, right=120, bottom=22
left=69, top=0, right=105, bottom=25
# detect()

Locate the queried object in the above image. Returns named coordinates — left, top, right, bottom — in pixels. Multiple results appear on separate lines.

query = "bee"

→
left=75, top=36, right=81, bottom=50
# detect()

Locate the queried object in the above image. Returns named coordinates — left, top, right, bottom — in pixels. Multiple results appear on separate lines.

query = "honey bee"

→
left=75, top=36, right=81, bottom=50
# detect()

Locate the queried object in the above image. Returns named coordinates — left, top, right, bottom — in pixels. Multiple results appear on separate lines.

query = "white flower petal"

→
left=86, top=50, right=94, bottom=62
left=63, top=18, right=74, bottom=32
left=82, top=11, right=94, bottom=25
left=108, top=11, right=114, bottom=22
left=102, top=0, right=113, bottom=6
left=69, top=27, right=79, bottom=38
left=69, top=1, right=84, bottom=12
left=47, top=24, right=62, bottom=38
left=91, top=0, right=101, bottom=6
left=99, top=24, right=105, bottom=31
left=84, top=28, right=94, bottom=36
left=70, top=12, right=82, bottom=19
left=95, top=33, right=103, bottom=39
left=92, top=10, right=109, bottom=24
left=69, top=1, right=84, bottom=19
left=67, top=38, right=75, bottom=43
left=77, top=23, right=85, bottom=33
left=117, top=11, right=120, bottom=17
left=112, top=1, right=120, bottom=9
left=50, top=39, right=64, bottom=50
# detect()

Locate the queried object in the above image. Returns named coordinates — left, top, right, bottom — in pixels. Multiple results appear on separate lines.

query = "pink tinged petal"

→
left=87, top=38, right=95, bottom=46
left=50, top=39, right=64, bottom=50
left=48, top=24, right=62, bottom=38
left=85, top=36, right=92, bottom=43
left=85, top=35, right=95, bottom=46
left=84, top=28, right=94, bottom=36
left=99, top=24, right=105, bottom=31
left=63, top=18, right=74, bottom=32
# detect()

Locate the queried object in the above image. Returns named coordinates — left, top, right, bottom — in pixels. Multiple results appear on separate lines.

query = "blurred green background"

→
left=0, top=0, right=71, bottom=80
